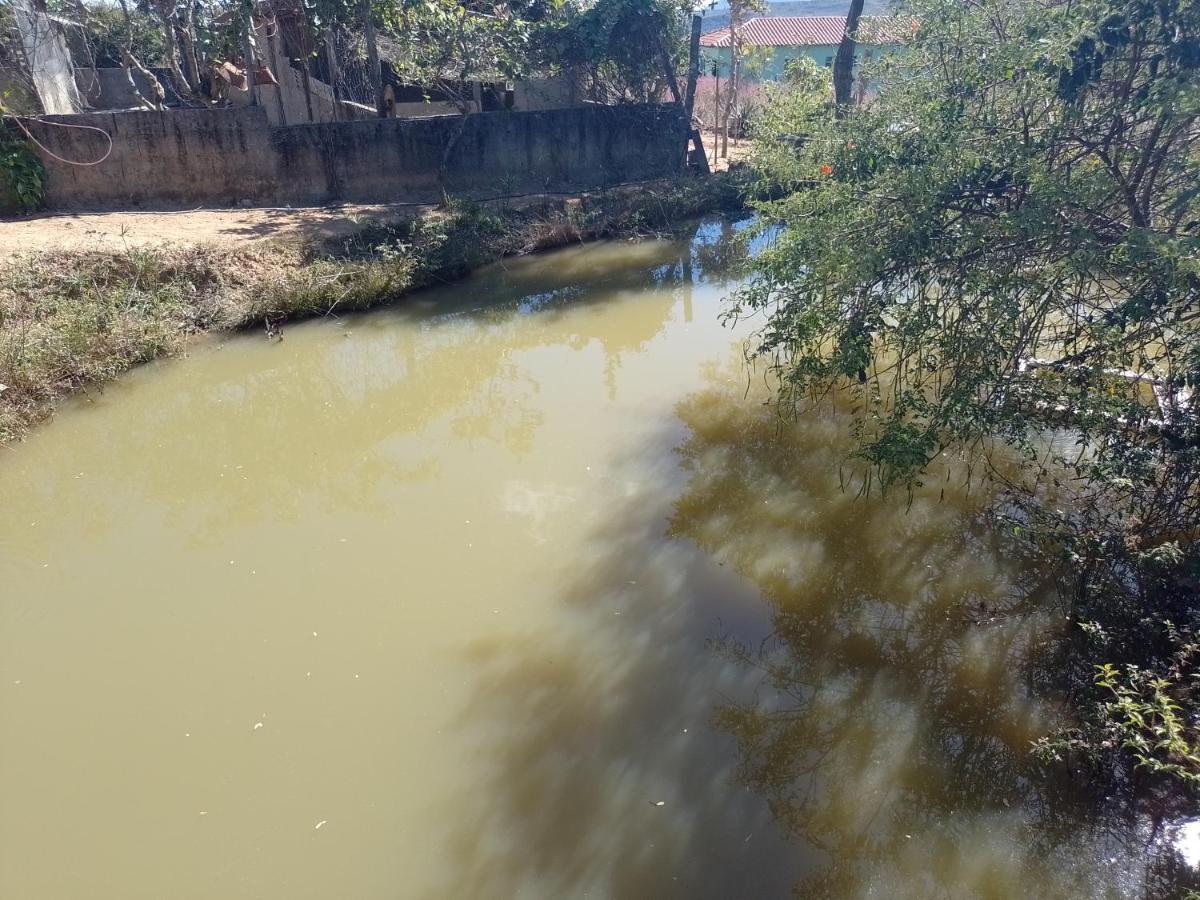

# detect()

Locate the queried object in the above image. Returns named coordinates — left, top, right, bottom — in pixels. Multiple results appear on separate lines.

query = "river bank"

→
left=0, top=202, right=434, bottom=259
left=0, top=172, right=747, bottom=444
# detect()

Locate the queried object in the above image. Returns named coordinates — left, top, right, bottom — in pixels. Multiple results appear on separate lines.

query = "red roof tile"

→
left=699, top=16, right=909, bottom=48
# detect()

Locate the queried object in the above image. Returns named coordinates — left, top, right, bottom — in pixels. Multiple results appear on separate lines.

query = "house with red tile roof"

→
left=699, top=16, right=908, bottom=81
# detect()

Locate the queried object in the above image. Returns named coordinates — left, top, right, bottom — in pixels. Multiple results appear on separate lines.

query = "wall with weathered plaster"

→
left=75, top=67, right=187, bottom=111
left=10, top=104, right=685, bottom=212
left=16, top=107, right=278, bottom=210
left=511, top=76, right=576, bottom=111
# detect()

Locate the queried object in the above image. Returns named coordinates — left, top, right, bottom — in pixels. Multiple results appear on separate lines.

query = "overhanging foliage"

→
left=738, top=0, right=1200, bottom=785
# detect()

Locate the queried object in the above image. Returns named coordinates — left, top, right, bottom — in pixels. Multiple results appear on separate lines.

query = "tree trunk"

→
left=720, top=2, right=744, bottom=159
left=654, top=22, right=704, bottom=173
left=833, top=0, right=865, bottom=112
left=242, top=11, right=259, bottom=107
left=177, top=5, right=202, bottom=95
left=300, top=63, right=316, bottom=122
left=323, top=29, right=340, bottom=120
left=711, top=68, right=720, bottom=166
left=361, top=0, right=383, bottom=116
left=116, top=0, right=133, bottom=42
left=437, top=94, right=472, bottom=194
left=157, top=12, right=192, bottom=101
left=121, top=47, right=165, bottom=109
left=683, top=14, right=709, bottom=172
left=656, top=32, right=681, bottom=104
left=683, top=15, right=701, bottom=118
left=115, top=0, right=155, bottom=110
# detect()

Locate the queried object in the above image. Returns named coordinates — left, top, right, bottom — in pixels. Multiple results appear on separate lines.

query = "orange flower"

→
left=820, top=164, right=833, bottom=176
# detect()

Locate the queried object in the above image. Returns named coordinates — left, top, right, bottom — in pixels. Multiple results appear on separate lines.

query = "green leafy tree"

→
left=541, top=0, right=693, bottom=104
left=377, top=0, right=535, bottom=179
left=734, top=0, right=1200, bottom=782
left=717, top=0, right=766, bottom=156
left=379, top=0, right=533, bottom=110
left=747, top=55, right=829, bottom=185
left=67, top=1, right=164, bottom=68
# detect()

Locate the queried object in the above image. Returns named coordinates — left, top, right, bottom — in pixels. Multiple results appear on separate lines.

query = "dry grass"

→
left=0, top=174, right=748, bottom=444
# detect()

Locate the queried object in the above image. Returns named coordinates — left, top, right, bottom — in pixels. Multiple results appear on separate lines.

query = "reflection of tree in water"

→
left=688, top=217, right=754, bottom=280
left=434, top=369, right=1178, bottom=898
left=435, top=427, right=808, bottom=899
left=48, top=226, right=744, bottom=542
left=667, top=384, right=1176, bottom=898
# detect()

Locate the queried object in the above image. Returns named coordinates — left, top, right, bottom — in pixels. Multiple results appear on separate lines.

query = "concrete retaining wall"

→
left=75, top=67, right=182, bottom=111
left=10, top=104, right=686, bottom=212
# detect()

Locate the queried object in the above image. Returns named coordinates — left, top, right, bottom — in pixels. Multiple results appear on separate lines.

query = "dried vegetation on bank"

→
left=0, top=174, right=746, bottom=443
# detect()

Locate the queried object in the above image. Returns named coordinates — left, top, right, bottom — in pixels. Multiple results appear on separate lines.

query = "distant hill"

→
left=699, top=1, right=892, bottom=34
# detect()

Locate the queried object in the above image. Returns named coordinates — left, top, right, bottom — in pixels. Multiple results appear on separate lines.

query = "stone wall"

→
left=9, top=104, right=686, bottom=212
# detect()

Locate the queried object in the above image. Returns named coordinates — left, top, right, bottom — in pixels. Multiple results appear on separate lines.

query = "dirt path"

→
left=0, top=203, right=428, bottom=259
left=0, top=168, right=748, bottom=260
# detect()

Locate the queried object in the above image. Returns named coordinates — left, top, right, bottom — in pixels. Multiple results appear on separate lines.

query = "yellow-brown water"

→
left=0, top=224, right=1173, bottom=897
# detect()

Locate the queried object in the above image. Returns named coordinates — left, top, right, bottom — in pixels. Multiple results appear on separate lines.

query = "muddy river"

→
left=0, top=222, right=1182, bottom=898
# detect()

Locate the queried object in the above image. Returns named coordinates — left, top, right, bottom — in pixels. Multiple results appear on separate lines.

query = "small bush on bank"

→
left=0, top=122, right=46, bottom=214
